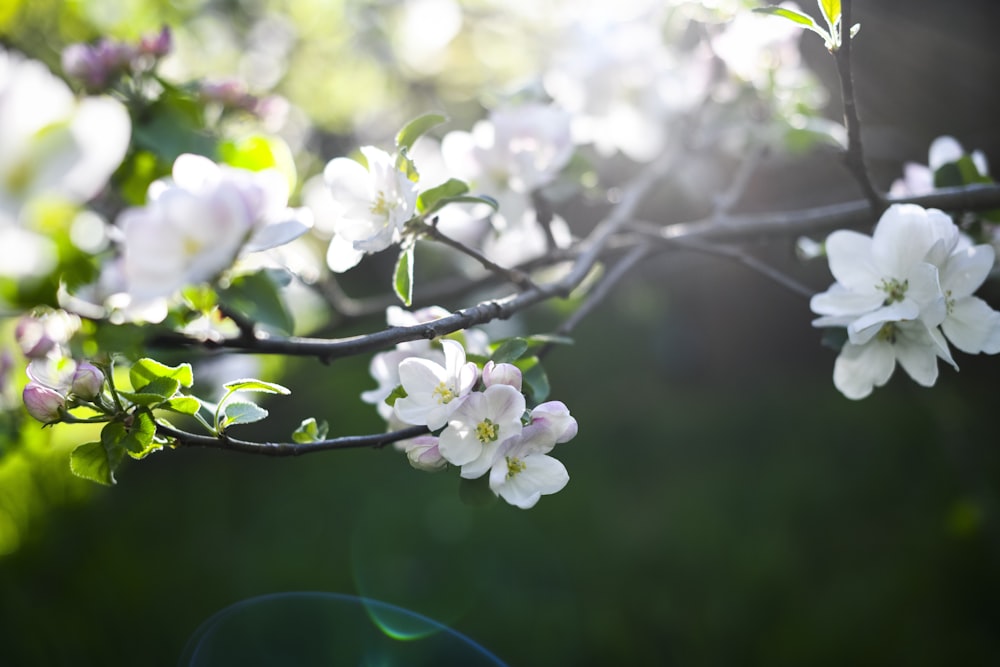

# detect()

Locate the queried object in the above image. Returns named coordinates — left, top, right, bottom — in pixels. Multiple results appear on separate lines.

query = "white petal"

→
left=894, top=333, right=939, bottom=387
left=871, top=204, right=939, bottom=277
left=943, top=296, right=1000, bottom=354
left=810, top=283, right=885, bottom=317
left=941, top=244, right=995, bottom=299
left=928, top=136, right=963, bottom=171
left=243, top=208, right=313, bottom=252
left=325, top=234, right=365, bottom=273
left=847, top=301, right=919, bottom=344
left=832, top=340, right=896, bottom=400
left=825, top=230, right=879, bottom=291
left=437, top=423, right=480, bottom=467
left=323, top=157, right=371, bottom=208
left=492, top=454, right=569, bottom=509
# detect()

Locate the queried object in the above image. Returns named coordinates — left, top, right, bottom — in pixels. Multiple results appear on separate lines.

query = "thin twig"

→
left=421, top=218, right=537, bottom=290
left=834, top=0, right=885, bottom=216
left=157, top=422, right=430, bottom=456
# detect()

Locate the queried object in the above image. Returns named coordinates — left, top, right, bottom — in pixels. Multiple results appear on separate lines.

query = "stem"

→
left=834, top=0, right=884, bottom=216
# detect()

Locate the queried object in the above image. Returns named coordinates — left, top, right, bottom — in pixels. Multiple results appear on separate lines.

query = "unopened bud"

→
left=482, top=360, right=523, bottom=391
left=71, top=362, right=105, bottom=400
left=23, top=382, right=66, bottom=424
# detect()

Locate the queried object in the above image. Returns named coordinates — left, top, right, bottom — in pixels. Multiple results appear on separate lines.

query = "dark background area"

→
left=2, top=1, right=1000, bottom=665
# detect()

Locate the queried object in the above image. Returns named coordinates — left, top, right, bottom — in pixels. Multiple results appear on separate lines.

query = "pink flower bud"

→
left=529, top=401, right=577, bottom=443
left=139, top=26, right=172, bottom=58
left=404, top=436, right=447, bottom=472
left=482, top=360, right=523, bottom=391
left=15, top=316, right=56, bottom=359
left=71, top=362, right=104, bottom=400
left=22, top=382, right=66, bottom=423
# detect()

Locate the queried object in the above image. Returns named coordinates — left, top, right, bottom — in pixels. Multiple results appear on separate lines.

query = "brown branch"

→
left=834, top=0, right=885, bottom=216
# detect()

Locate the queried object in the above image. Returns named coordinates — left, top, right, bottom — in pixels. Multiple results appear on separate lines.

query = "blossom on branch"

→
left=322, top=146, right=418, bottom=272
left=117, top=154, right=312, bottom=302
left=812, top=203, right=1000, bottom=399
left=394, top=338, right=478, bottom=430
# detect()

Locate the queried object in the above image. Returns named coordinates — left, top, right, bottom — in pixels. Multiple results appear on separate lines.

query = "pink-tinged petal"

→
left=825, top=230, right=878, bottom=291
left=847, top=301, right=919, bottom=344
left=482, top=384, right=526, bottom=423
left=530, top=401, right=577, bottom=444
left=943, top=296, right=1000, bottom=354
left=833, top=340, right=896, bottom=400
left=810, top=283, right=884, bottom=317
left=22, top=382, right=66, bottom=423
left=894, top=333, right=939, bottom=387
left=942, top=244, right=995, bottom=299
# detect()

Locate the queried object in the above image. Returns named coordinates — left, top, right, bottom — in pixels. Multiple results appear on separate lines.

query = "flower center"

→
left=505, top=455, right=526, bottom=479
left=878, top=277, right=909, bottom=305
left=877, top=322, right=897, bottom=344
left=370, top=191, right=393, bottom=216
left=432, top=382, right=455, bottom=404
left=475, top=418, right=499, bottom=443
left=945, top=289, right=955, bottom=315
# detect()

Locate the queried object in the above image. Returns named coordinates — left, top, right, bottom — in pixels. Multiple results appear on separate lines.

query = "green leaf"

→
left=934, top=156, right=991, bottom=189
left=70, top=441, right=123, bottom=486
left=103, top=410, right=160, bottom=460
left=490, top=338, right=530, bottom=364
left=419, top=194, right=499, bottom=217
left=218, top=134, right=297, bottom=192
left=162, top=395, right=201, bottom=415
left=753, top=6, right=830, bottom=42
left=515, top=356, right=550, bottom=403
left=522, top=333, right=574, bottom=349
left=132, top=93, right=215, bottom=163
left=223, top=379, right=291, bottom=395
left=396, top=113, right=448, bottom=152
left=817, top=0, right=841, bottom=33
left=130, top=358, right=194, bottom=392
left=416, top=178, right=470, bottom=215
left=384, top=384, right=408, bottom=407
left=292, top=417, right=329, bottom=444
left=217, top=269, right=294, bottom=335
left=221, top=401, right=268, bottom=428
left=394, top=244, right=415, bottom=307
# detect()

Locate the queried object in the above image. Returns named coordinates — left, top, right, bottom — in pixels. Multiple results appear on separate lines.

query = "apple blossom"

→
left=810, top=204, right=952, bottom=346
left=488, top=423, right=570, bottom=509
left=393, top=339, right=478, bottom=430
left=118, top=154, right=312, bottom=302
left=401, top=435, right=448, bottom=472
left=482, top=361, right=522, bottom=391
left=936, top=240, right=1000, bottom=355
left=437, top=383, right=526, bottom=479
left=70, top=362, right=105, bottom=401
left=22, top=382, right=66, bottom=424
left=832, top=321, right=944, bottom=400
left=323, top=146, right=418, bottom=272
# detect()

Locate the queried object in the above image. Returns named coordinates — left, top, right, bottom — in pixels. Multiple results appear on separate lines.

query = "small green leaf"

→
left=515, top=356, right=550, bottom=403
left=70, top=441, right=123, bottom=486
left=218, top=134, right=297, bottom=191
left=292, top=417, right=329, bottom=444
left=394, top=244, right=415, bottom=307
left=130, top=358, right=193, bottom=392
left=396, top=112, right=448, bottom=152
left=416, top=178, right=470, bottom=215
left=217, top=269, right=294, bottom=335
left=817, top=0, right=841, bottom=34
left=934, top=156, right=991, bottom=189
left=162, top=395, right=201, bottom=415
left=223, top=379, right=291, bottom=395
left=222, top=401, right=268, bottom=428
left=753, top=6, right=830, bottom=43
left=522, top=333, right=574, bottom=349
left=384, top=384, right=408, bottom=407
left=135, top=376, right=181, bottom=399
left=490, top=338, right=530, bottom=364
left=103, top=410, right=159, bottom=460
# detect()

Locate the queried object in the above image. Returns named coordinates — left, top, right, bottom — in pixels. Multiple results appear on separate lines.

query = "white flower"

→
left=442, top=104, right=574, bottom=194
left=890, top=135, right=989, bottom=197
left=937, top=241, right=1000, bottom=355
left=810, top=204, right=951, bottom=345
left=323, top=146, right=418, bottom=272
left=118, top=154, right=311, bottom=302
left=438, top=383, right=526, bottom=479
left=488, top=418, right=571, bottom=509
left=393, top=339, right=478, bottom=430
left=832, top=320, right=943, bottom=400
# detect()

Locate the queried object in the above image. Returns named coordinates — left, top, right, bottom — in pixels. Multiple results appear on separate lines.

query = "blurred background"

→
left=2, top=0, right=1000, bottom=665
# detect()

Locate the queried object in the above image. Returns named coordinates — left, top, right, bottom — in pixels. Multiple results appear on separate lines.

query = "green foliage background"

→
left=2, top=0, right=1000, bottom=665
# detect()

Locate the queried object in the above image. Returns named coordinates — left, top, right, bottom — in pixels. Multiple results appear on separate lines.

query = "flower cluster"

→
left=62, top=27, right=172, bottom=92
left=15, top=310, right=107, bottom=424
left=110, top=153, right=312, bottom=305
left=365, top=306, right=576, bottom=509
left=811, top=203, right=1000, bottom=399
left=322, top=146, right=419, bottom=272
